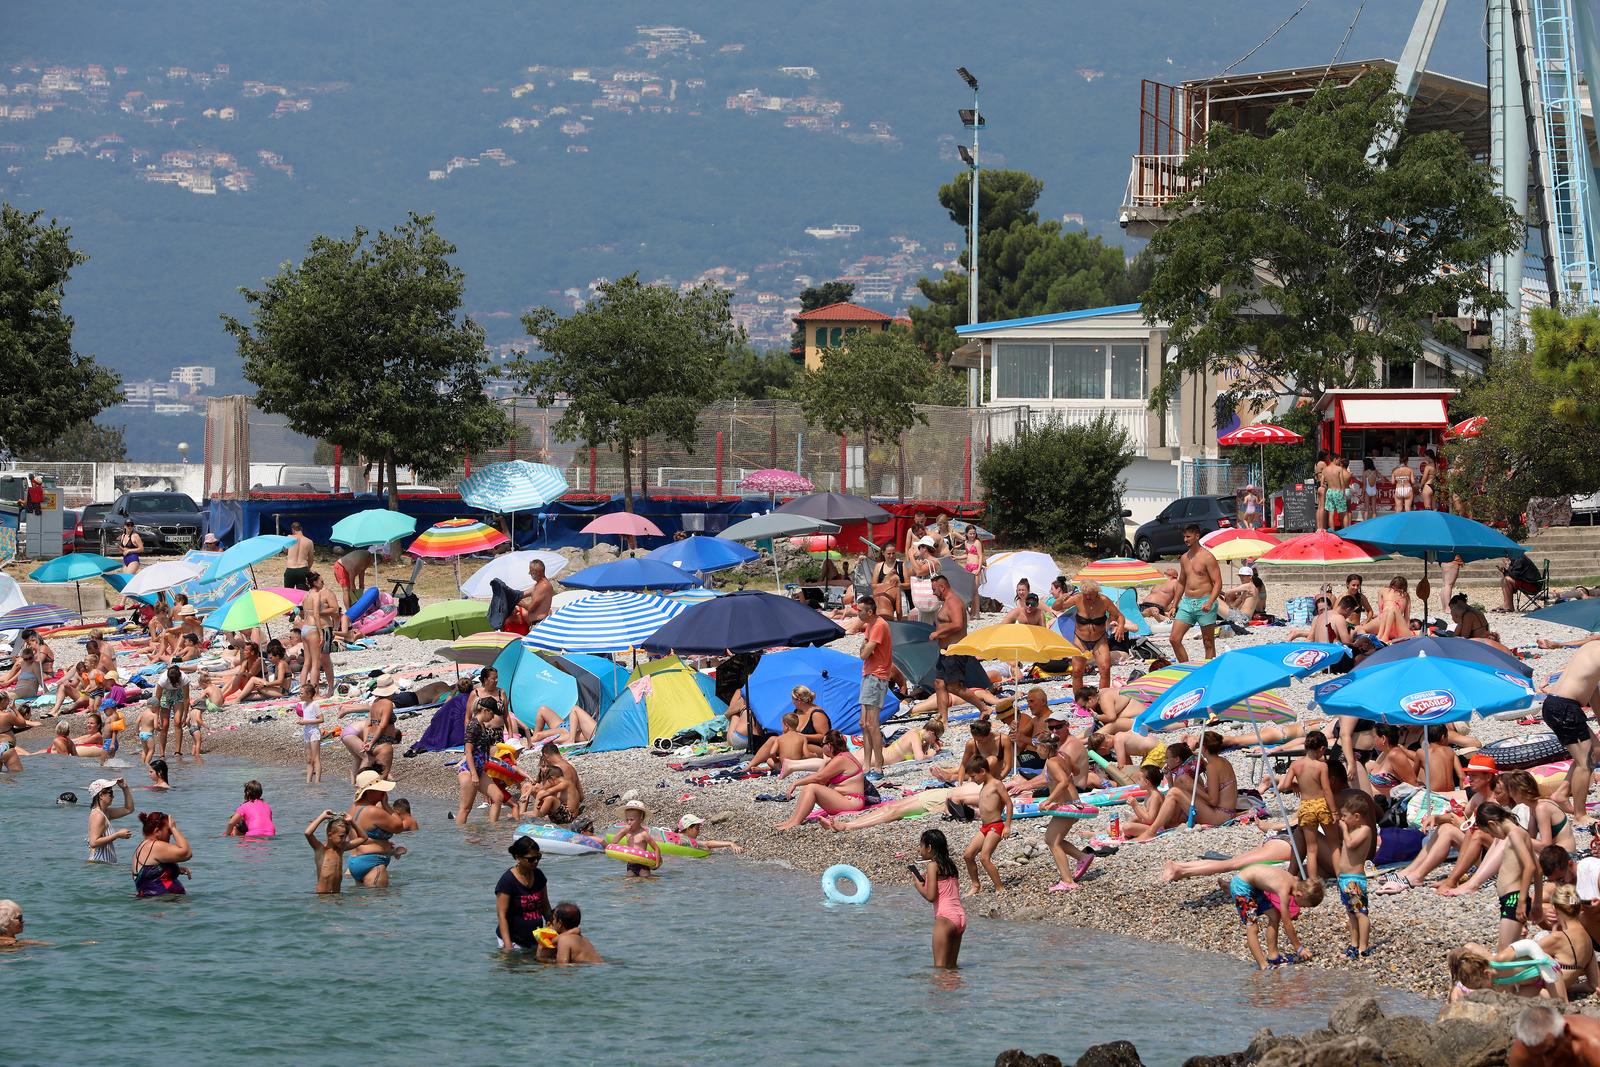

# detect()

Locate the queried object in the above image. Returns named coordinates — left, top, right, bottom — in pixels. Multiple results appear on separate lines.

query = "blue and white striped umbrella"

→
left=522, top=590, right=686, bottom=654
left=458, top=461, right=568, bottom=514
left=665, top=587, right=727, bottom=604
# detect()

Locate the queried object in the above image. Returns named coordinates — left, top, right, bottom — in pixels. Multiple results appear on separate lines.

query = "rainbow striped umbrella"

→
left=1198, top=528, right=1282, bottom=562
left=438, top=630, right=521, bottom=667
left=203, top=589, right=298, bottom=632
left=1072, top=557, right=1166, bottom=588
left=1121, top=664, right=1295, bottom=724
left=408, top=519, right=509, bottom=559
left=0, top=603, right=78, bottom=630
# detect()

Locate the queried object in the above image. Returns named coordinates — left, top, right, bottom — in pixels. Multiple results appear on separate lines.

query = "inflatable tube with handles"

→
left=606, top=844, right=662, bottom=869
left=346, top=586, right=380, bottom=621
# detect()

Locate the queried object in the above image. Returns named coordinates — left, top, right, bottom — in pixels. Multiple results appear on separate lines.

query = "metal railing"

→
left=1124, top=153, right=1196, bottom=208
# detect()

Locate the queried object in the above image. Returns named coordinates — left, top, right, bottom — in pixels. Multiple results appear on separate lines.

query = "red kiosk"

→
left=1314, top=388, right=1455, bottom=513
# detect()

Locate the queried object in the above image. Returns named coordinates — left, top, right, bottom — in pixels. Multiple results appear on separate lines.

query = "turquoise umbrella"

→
left=199, top=534, right=295, bottom=583
left=26, top=552, right=120, bottom=618
left=330, top=509, right=417, bottom=548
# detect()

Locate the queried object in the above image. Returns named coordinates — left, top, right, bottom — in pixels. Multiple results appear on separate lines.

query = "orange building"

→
left=792, top=301, right=893, bottom=370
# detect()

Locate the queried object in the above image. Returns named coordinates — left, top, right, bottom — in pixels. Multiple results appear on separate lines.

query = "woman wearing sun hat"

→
left=345, top=769, right=407, bottom=887
left=85, top=776, right=135, bottom=864
left=361, top=675, right=402, bottom=778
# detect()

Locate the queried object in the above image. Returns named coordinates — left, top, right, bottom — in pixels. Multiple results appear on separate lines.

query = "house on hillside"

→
left=792, top=301, right=892, bottom=370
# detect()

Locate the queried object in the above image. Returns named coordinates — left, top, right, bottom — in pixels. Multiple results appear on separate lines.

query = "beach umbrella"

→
left=936, top=556, right=978, bottom=602
left=947, top=623, right=1083, bottom=663
left=197, top=534, right=295, bottom=583
left=775, top=491, right=891, bottom=525
left=120, top=560, right=207, bottom=599
left=1253, top=530, right=1387, bottom=567
left=737, top=469, right=814, bottom=496
left=1314, top=652, right=1536, bottom=816
left=0, top=603, right=77, bottom=631
left=978, top=550, right=1062, bottom=603
left=665, top=587, right=726, bottom=604
left=561, top=558, right=702, bottom=592
left=437, top=630, right=520, bottom=667
left=1073, top=557, right=1166, bottom=588
left=330, top=508, right=417, bottom=548
left=550, top=589, right=595, bottom=612
left=648, top=535, right=759, bottom=576
left=458, top=460, right=568, bottom=513
left=408, top=518, right=508, bottom=558
left=1355, top=634, right=1532, bottom=678
left=1217, top=423, right=1304, bottom=518
left=523, top=591, right=686, bottom=655
left=392, top=599, right=492, bottom=641
left=1341, top=511, right=1527, bottom=621
left=1445, top=416, right=1487, bottom=440
left=203, top=589, right=297, bottom=632
left=886, top=620, right=938, bottom=691
left=581, top=512, right=664, bottom=538
left=460, top=550, right=568, bottom=599
left=1121, top=664, right=1297, bottom=720
left=1527, top=598, right=1600, bottom=632
left=744, top=646, right=900, bottom=735
left=719, top=513, right=841, bottom=542
left=26, top=552, right=120, bottom=618
left=642, top=589, right=844, bottom=655
left=1198, top=529, right=1281, bottom=562
left=256, top=586, right=307, bottom=605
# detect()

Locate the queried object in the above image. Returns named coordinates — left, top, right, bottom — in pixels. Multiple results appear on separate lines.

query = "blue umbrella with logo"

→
left=1315, top=652, right=1535, bottom=815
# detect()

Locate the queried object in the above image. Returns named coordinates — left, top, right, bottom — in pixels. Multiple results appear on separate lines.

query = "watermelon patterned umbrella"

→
left=1254, top=530, right=1388, bottom=567
left=1444, top=415, right=1487, bottom=440
left=1198, top=528, right=1282, bottom=563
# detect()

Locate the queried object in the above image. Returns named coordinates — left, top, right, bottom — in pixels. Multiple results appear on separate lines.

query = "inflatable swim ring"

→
left=1480, top=733, right=1567, bottom=771
left=513, top=824, right=605, bottom=856
left=821, top=864, right=871, bottom=905
left=532, top=927, right=558, bottom=950
left=601, top=824, right=710, bottom=858
left=485, top=757, right=526, bottom=786
left=605, top=843, right=661, bottom=869
left=1079, top=784, right=1147, bottom=807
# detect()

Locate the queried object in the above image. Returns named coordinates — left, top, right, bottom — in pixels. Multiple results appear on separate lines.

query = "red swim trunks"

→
left=980, top=821, right=1005, bottom=837
left=333, top=561, right=350, bottom=588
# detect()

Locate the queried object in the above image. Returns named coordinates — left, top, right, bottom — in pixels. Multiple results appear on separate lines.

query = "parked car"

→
left=68, top=502, right=114, bottom=554
left=62, top=508, right=80, bottom=553
left=1130, top=495, right=1238, bottom=561
left=98, top=492, right=206, bottom=554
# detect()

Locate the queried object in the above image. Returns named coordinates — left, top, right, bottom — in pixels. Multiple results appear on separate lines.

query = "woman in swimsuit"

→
left=131, top=811, right=191, bottom=897
left=455, top=697, right=509, bottom=825
left=1504, top=770, right=1577, bottom=853
left=912, top=828, right=966, bottom=968
left=363, top=677, right=402, bottom=778
left=870, top=545, right=904, bottom=620
left=119, top=521, right=144, bottom=574
left=50, top=662, right=95, bottom=718
left=882, top=721, right=944, bottom=764
left=0, top=695, right=40, bottom=771
left=1532, top=884, right=1599, bottom=1001
left=960, top=525, right=984, bottom=610
left=931, top=516, right=955, bottom=558
left=1419, top=449, right=1437, bottom=511
left=1361, top=467, right=1379, bottom=521
left=1361, top=576, right=1411, bottom=644
left=345, top=771, right=408, bottom=887
left=775, top=730, right=866, bottom=831
left=234, top=643, right=289, bottom=702
left=1391, top=458, right=1415, bottom=512
left=1035, top=735, right=1093, bottom=891
left=1, top=646, right=45, bottom=701
left=790, top=685, right=831, bottom=744
left=220, top=642, right=263, bottom=703
left=87, top=777, right=134, bottom=864
left=1056, top=579, right=1127, bottom=690
left=470, top=667, right=510, bottom=731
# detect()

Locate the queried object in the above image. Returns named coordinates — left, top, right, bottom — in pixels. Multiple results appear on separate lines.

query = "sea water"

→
left=1, top=758, right=1430, bottom=1066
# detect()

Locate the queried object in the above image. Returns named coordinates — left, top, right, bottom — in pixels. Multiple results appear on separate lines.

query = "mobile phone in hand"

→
left=907, top=863, right=922, bottom=880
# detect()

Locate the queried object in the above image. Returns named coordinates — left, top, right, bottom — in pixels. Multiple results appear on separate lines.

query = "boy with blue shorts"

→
left=1221, top=863, right=1324, bottom=970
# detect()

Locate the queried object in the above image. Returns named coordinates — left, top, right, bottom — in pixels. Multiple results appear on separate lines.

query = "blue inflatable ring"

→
left=822, top=864, right=872, bottom=905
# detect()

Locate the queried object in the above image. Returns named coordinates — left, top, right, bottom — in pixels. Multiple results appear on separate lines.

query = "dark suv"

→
left=1131, top=495, right=1238, bottom=561
left=99, top=492, right=206, bottom=554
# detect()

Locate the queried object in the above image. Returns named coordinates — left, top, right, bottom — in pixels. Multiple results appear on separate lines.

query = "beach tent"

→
left=538, top=650, right=630, bottom=716
left=588, top=657, right=726, bottom=753
left=491, top=641, right=579, bottom=723
left=745, top=646, right=900, bottom=736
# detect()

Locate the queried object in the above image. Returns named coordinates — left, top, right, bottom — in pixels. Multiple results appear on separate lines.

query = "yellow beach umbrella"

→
left=946, top=623, right=1083, bottom=663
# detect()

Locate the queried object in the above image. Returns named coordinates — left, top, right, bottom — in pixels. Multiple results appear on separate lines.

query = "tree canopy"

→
left=1528, top=306, right=1600, bottom=426
left=0, top=204, right=122, bottom=459
left=27, top=419, right=127, bottom=463
left=979, top=416, right=1135, bottom=556
left=1142, top=72, right=1523, bottom=414
left=723, top=345, right=799, bottom=400
left=910, top=170, right=1148, bottom=357
left=223, top=212, right=509, bottom=508
left=514, top=274, right=740, bottom=511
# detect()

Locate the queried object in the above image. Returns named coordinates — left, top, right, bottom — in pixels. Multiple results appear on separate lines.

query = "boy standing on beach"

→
left=1284, top=731, right=1340, bottom=882
left=963, top=755, right=1012, bottom=894
left=1221, top=864, right=1325, bottom=970
left=1336, top=793, right=1376, bottom=958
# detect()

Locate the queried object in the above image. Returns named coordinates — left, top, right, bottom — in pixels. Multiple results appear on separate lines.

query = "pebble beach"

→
left=35, top=563, right=1592, bottom=1004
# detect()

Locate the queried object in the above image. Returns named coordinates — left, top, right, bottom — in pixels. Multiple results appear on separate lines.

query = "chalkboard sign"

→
left=1280, top=483, right=1318, bottom=533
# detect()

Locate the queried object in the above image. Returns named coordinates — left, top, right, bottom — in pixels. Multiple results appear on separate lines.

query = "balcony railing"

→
left=1123, top=153, right=1196, bottom=208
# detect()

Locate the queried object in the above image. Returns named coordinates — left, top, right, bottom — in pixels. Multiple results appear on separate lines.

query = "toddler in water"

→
left=303, top=810, right=368, bottom=894
left=296, top=681, right=325, bottom=783
left=539, top=901, right=603, bottom=965
left=675, top=813, right=743, bottom=853
left=1336, top=792, right=1376, bottom=959
left=614, top=800, right=661, bottom=878
left=912, top=828, right=965, bottom=968
left=962, top=755, right=1012, bottom=894
left=225, top=780, right=277, bottom=837
left=135, top=703, right=159, bottom=765
left=1221, top=863, right=1324, bottom=970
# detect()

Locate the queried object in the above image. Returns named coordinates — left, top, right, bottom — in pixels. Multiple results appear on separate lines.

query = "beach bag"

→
left=1285, top=596, right=1316, bottom=626
left=911, top=576, right=939, bottom=612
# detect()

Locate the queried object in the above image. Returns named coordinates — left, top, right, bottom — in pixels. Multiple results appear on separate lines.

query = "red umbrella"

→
left=1217, top=423, right=1306, bottom=531
left=1445, top=416, right=1487, bottom=440
left=1254, top=530, right=1388, bottom=567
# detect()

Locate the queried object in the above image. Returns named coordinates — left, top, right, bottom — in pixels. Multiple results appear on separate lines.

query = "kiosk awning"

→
left=1337, top=397, right=1449, bottom=429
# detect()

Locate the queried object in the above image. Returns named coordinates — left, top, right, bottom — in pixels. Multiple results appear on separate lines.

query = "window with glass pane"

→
left=995, top=343, right=1050, bottom=399
left=1052, top=344, right=1106, bottom=399
left=1110, top=343, right=1145, bottom=399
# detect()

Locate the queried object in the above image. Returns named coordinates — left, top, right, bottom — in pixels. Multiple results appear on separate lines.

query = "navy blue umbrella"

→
left=642, top=590, right=845, bottom=655
left=1355, top=634, right=1532, bottom=678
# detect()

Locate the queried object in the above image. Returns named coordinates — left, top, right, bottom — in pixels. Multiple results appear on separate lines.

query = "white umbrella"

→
left=121, top=560, right=207, bottom=598
left=459, top=550, right=569, bottom=599
left=977, top=550, right=1062, bottom=603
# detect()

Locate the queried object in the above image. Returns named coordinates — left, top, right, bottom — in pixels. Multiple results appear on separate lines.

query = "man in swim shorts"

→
left=283, top=521, right=315, bottom=590
left=1543, top=643, right=1600, bottom=830
left=1322, top=456, right=1352, bottom=530
left=1170, top=524, right=1221, bottom=663
left=930, top=573, right=987, bottom=728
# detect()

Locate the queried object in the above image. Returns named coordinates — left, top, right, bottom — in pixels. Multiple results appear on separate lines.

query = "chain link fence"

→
left=205, top=396, right=1031, bottom=502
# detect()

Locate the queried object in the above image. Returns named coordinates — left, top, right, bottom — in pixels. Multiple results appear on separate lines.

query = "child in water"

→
left=962, top=755, right=1011, bottom=894
left=225, top=780, right=277, bottom=837
left=146, top=758, right=171, bottom=791
left=614, top=800, right=662, bottom=878
left=539, top=901, right=603, bottom=964
left=1336, top=793, right=1375, bottom=959
left=1221, top=863, right=1324, bottom=970
left=135, top=703, right=159, bottom=765
left=304, top=810, right=368, bottom=894
left=911, top=828, right=965, bottom=968
left=675, top=813, right=743, bottom=853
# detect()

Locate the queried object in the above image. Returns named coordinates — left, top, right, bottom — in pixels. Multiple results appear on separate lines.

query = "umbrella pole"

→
left=1254, top=719, right=1303, bottom=877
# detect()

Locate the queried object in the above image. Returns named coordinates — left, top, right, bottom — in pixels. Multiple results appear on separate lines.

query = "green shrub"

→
left=979, top=415, right=1135, bottom=555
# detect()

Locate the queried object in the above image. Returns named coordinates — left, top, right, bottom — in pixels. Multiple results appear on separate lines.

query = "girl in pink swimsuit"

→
left=913, top=828, right=966, bottom=968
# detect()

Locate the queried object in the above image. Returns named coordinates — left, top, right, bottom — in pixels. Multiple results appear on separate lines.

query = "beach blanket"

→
left=405, top=692, right=470, bottom=754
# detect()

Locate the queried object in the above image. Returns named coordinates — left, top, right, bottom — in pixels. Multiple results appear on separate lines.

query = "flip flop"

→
left=1376, top=875, right=1415, bottom=895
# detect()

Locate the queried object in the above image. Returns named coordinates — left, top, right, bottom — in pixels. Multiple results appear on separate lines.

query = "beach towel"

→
left=487, top=578, right=521, bottom=631
left=404, top=691, right=470, bottom=754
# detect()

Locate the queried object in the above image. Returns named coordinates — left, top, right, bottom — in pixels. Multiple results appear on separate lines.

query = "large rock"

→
left=1329, top=997, right=1386, bottom=1034
left=1074, top=1042, right=1142, bottom=1067
left=1256, top=1034, right=1395, bottom=1067
left=995, top=1051, right=1065, bottom=1067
